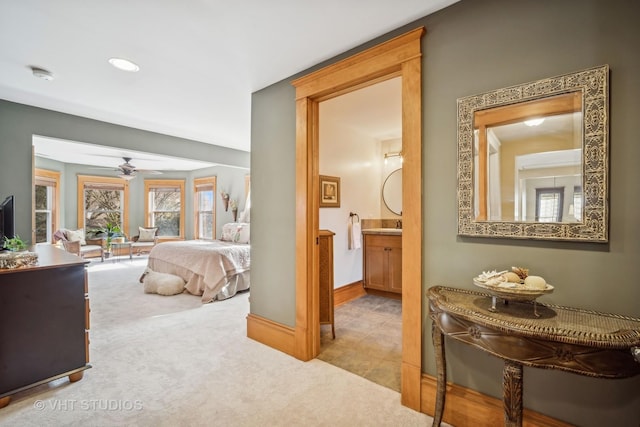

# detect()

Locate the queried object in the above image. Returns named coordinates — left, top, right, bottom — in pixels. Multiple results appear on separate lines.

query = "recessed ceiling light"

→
left=108, top=57, right=140, bottom=72
left=524, top=118, right=545, bottom=127
left=30, top=66, right=54, bottom=81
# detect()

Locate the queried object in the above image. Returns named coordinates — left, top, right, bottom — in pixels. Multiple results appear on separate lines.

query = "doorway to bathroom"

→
left=292, top=27, right=424, bottom=409
left=316, top=77, right=403, bottom=391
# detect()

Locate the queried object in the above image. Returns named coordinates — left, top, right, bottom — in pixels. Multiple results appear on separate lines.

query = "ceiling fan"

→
left=114, top=157, right=162, bottom=180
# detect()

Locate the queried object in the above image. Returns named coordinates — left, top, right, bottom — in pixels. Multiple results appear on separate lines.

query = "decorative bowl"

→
left=473, top=277, right=554, bottom=302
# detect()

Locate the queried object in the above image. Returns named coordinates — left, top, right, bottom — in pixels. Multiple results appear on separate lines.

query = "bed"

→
left=146, top=235, right=250, bottom=303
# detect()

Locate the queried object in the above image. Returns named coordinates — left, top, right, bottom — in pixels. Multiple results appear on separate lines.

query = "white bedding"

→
left=147, top=240, right=250, bottom=303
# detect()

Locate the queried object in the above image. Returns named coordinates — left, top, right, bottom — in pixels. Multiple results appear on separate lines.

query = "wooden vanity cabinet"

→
left=363, top=233, right=402, bottom=294
left=0, top=245, right=90, bottom=408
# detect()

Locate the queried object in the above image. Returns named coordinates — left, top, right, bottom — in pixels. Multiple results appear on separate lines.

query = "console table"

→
left=428, top=286, right=640, bottom=427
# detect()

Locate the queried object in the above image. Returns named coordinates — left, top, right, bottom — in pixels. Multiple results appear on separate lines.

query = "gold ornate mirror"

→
left=457, top=65, right=609, bottom=242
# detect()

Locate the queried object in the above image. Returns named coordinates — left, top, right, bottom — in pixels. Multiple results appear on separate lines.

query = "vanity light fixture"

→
left=524, top=118, right=545, bottom=127
left=108, top=57, right=140, bottom=72
left=384, top=152, right=403, bottom=165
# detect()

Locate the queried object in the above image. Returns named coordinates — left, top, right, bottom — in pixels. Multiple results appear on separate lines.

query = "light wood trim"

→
left=77, top=175, right=130, bottom=233
left=291, top=27, right=425, bottom=410
left=474, top=91, right=581, bottom=128
left=400, top=54, right=423, bottom=410
left=292, top=28, right=424, bottom=100
left=421, top=374, right=571, bottom=427
left=144, top=179, right=186, bottom=239
left=246, top=313, right=295, bottom=357
left=333, top=281, right=366, bottom=306
left=35, top=168, right=61, bottom=241
left=193, top=176, right=217, bottom=239
left=293, top=96, right=321, bottom=361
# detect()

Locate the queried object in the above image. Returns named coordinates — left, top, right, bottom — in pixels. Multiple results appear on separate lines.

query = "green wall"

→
left=33, top=158, right=248, bottom=240
left=250, top=0, right=640, bottom=425
left=0, top=99, right=249, bottom=240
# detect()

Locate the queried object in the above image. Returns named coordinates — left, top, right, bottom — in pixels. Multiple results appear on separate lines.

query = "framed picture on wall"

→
left=319, top=175, right=340, bottom=208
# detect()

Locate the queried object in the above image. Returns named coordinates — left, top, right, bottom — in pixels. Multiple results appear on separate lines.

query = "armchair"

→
left=54, top=229, right=104, bottom=261
left=130, top=227, right=159, bottom=255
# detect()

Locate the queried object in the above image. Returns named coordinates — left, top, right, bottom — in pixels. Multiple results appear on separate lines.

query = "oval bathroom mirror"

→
left=383, top=168, right=402, bottom=215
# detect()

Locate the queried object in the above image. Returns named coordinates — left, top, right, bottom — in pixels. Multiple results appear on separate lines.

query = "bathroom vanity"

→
left=362, top=228, right=402, bottom=294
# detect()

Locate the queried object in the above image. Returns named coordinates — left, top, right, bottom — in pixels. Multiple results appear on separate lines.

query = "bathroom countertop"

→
left=361, top=228, right=402, bottom=235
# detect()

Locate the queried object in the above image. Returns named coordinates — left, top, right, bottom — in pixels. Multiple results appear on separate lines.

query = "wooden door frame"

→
left=292, top=27, right=424, bottom=410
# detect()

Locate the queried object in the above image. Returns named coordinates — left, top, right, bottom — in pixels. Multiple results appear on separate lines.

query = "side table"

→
left=428, top=285, right=640, bottom=427
left=110, top=241, right=133, bottom=262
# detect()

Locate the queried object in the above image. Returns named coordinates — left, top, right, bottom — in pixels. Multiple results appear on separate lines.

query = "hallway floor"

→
left=318, top=294, right=402, bottom=392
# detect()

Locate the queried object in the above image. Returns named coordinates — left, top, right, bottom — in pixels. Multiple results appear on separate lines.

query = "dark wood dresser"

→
left=0, top=245, right=90, bottom=408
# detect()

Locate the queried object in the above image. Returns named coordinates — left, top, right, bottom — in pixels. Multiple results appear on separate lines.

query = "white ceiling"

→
left=322, top=77, right=402, bottom=141
left=32, top=135, right=217, bottom=171
left=0, top=0, right=458, bottom=153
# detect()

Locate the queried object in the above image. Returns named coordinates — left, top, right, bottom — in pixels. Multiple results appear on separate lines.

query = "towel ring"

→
left=349, top=212, right=360, bottom=223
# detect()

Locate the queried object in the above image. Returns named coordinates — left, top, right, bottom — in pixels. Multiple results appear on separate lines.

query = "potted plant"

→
left=3, top=235, right=28, bottom=252
left=92, top=222, right=122, bottom=254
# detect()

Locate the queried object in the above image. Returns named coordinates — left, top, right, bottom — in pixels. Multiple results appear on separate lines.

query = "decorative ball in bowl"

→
left=473, top=267, right=554, bottom=302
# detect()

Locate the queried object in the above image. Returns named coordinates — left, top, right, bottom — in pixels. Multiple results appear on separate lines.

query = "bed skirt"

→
left=147, top=257, right=250, bottom=303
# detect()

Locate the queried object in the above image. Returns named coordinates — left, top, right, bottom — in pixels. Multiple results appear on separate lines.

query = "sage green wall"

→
left=0, top=99, right=249, bottom=240
left=34, top=157, right=248, bottom=240
left=250, top=0, right=640, bottom=425
left=250, top=80, right=297, bottom=325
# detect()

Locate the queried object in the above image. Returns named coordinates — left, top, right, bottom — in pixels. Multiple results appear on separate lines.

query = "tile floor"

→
left=318, top=294, right=402, bottom=392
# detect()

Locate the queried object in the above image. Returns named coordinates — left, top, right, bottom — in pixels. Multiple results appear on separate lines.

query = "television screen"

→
left=0, top=195, right=16, bottom=246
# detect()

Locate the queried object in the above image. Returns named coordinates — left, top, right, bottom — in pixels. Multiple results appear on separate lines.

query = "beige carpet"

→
left=1, top=258, right=439, bottom=426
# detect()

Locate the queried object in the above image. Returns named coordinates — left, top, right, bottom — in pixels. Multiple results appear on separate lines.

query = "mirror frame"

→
left=382, top=168, right=402, bottom=215
left=457, top=65, right=609, bottom=242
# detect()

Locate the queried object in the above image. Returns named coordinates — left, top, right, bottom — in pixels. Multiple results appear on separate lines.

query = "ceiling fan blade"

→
left=88, top=166, right=119, bottom=170
left=134, top=169, right=163, bottom=174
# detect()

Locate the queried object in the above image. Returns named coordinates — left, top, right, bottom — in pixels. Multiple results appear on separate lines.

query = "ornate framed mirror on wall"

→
left=457, top=65, right=609, bottom=242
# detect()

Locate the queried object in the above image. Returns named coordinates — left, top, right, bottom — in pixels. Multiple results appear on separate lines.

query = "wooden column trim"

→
left=290, top=26, right=425, bottom=411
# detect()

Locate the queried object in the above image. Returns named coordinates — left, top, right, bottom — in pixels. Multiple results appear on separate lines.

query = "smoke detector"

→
left=30, top=66, right=54, bottom=81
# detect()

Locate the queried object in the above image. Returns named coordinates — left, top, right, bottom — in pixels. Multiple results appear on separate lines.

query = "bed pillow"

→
left=65, top=228, right=86, bottom=245
left=236, top=223, right=250, bottom=244
left=221, top=223, right=250, bottom=243
left=138, top=227, right=158, bottom=242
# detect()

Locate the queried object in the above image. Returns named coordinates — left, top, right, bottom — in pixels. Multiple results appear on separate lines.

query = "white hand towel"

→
left=350, top=222, right=361, bottom=250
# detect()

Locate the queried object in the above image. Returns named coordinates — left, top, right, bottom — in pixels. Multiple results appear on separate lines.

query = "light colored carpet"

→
left=1, top=258, right=438, bottom=426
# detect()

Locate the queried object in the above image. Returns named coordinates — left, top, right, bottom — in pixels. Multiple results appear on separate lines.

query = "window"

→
left=34, top=169, right=60, bottom=243
left=144, top=180, right=185, bottom=238
left=572, top=185, right=583, bottom=221
left=194, top=177, right=216, bottom=239
left=535, top=187, right=564, bottom=222
left=77, top=175, right=129, bottom=235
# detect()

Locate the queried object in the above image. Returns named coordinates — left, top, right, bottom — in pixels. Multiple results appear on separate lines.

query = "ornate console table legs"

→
left=503, top=360, right=523, bottom=427
left=432, top=321, right=446, bottom=427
